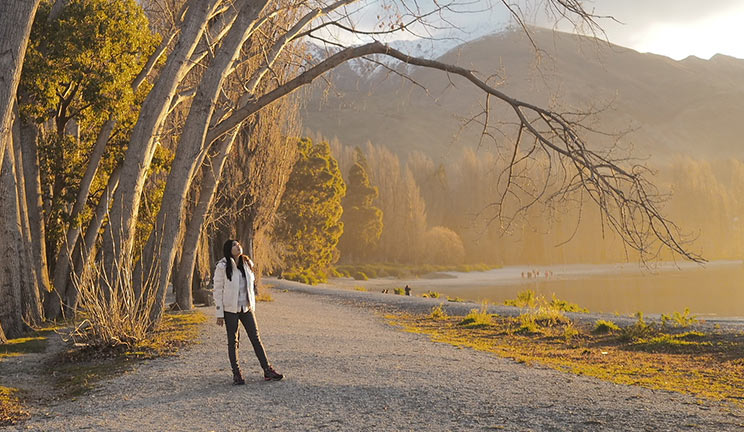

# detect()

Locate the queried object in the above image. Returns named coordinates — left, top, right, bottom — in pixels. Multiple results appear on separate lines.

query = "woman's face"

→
left=231, top=241, right=242, bottom=258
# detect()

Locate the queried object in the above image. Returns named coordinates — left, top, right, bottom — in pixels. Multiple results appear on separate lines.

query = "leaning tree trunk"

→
left=100, top=0, right=221, bottom=289
left=49, top=31, right=174, bottom=320
left=0, top=0, right=40, bottom=168
left=142, top=0, right=270, bottom=324
left=173, top=131, right=239, bottom=309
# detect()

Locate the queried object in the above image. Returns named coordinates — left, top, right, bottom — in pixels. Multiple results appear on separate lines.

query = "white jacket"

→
left=213, top=257, right=256, bottom=318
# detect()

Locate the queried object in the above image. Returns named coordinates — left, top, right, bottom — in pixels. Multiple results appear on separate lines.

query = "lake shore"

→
left=317, top=260, right=744, bottom=318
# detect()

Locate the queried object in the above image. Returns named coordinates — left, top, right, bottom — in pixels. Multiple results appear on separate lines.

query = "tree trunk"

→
left=144, top=0, right=269, bottom=323
left=0, top=0, right=40, bottom=168
left=11, top=109, right=44, bottom=324
left=0, top=140, right=26, bottom=339
left=18, top=119, right=53, bottom=309
left=0, top=135, right=42, bottom=338
left=100, top=0, right=220, bottom=287
left=174, top=131, right=239, bottom=309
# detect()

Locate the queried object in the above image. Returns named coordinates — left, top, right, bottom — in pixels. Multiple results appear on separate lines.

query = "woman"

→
left=214, top=239, right=283, bottom=384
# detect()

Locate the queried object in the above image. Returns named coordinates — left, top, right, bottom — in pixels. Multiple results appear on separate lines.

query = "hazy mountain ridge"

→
left=301, top=28, right=744, bottom=163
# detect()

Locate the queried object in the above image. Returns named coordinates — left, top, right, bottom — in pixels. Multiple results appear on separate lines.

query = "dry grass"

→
left=386, top=312, right=744, bottom=406
left=69, top=245, right=160, bottom=349
left=0, top=386, right=29, bottom=426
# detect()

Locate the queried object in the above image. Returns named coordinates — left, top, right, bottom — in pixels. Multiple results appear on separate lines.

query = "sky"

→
left=319, top=0, right=744, bottom=60
left=557, top=0, right=744, bottom=60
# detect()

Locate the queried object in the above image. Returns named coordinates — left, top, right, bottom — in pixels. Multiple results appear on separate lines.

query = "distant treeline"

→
left=325, top=137, right=744, bottom=266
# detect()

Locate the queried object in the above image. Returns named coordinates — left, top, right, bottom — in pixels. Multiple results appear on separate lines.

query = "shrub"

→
left=353, top=286, right=367, bottom=292
left=393, top=288, right=405, bottom=295
left=504, top=290, right=537, bottom=308
left=430, top=304, right=448, bottom=320
left=563, top=322, right=579, bottom=343
left=352, top=271, right=368, bottom=281
left=661, top=308, right=698, bottom=328
left=516, top=313, right=540, bottom=334
left=459, top=302, right=493, bottom=328
left=425, top=291, right=441, bottom=299
left=361, top=266, right=378, bottom=279
left=619, top=312, right=657, bottom=342
left=593, top=320, right=620, bottom=334
left=516, top=306, right=570, bottom=334
left=447, top=296, right=464, bottom=302
left=549, top=294, right=589, bottom=313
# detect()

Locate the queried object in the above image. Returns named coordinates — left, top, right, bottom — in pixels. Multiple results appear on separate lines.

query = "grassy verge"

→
left=386, top=307, right=744, bottom=406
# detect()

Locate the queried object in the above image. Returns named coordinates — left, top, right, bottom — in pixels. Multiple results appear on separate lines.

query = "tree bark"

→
left=0, top=133, right=42, bottom=338
left=11, top=109, right=44, bottom=325
left=174, top=131, right=239, bottom=309
left=100, top=0, right=221, bottom=287
left=18, top=119, right=53, bottom=309
left=0, top=0, right=40, bottom=168
left=143, top=0, right=269, bottom=323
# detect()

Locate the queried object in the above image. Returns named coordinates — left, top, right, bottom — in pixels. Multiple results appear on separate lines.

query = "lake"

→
left=328, top=261, right=744, bottom=318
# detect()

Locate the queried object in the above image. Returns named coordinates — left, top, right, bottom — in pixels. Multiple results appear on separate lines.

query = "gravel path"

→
left=8, top=281, right=744, bottom=431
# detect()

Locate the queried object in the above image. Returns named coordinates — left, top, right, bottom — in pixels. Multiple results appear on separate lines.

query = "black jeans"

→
left=224, top=310, right=269, bottom=374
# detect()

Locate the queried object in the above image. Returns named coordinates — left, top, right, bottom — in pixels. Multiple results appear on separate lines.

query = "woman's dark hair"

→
left=222, top=239, right=247, bottom=281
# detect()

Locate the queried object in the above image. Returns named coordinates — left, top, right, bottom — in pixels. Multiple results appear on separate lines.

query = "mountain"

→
left=300, top=28, right=744, bottom=163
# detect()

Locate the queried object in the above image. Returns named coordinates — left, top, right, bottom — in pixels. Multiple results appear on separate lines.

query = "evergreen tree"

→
left=275, top=138, right=345, bottom=283
left=338, top=149, right=383, bottom=262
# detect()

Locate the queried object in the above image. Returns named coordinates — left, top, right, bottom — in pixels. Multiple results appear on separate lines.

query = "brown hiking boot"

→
left=263, top=365, right=283, bottom=381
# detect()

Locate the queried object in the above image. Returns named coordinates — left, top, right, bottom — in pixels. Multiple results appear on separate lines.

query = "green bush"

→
left=549, top=294, right=589, bottom=313
left=661, top=308, right=698, bottom=328
left=504, top=290, right=537, bottom=308
left=593, top=320, right=621, bottom=334
left=563, top=322, right=579, bottom=343
left=393, top=287, right=405, bottom=295
left=619, top=312, right=657, bottom=342
left=447, top=296, right=464, bottom=302
left=424, top=291, right=441, bottom=299
left=458, top=302, right=493, bottom=328
left=430, top=304, right=448, bottom=320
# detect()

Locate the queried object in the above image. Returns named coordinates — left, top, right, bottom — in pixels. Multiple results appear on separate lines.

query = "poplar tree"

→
left=339, top=150, right=383, bottom=262
left=275, top=138, right=345, bottom=283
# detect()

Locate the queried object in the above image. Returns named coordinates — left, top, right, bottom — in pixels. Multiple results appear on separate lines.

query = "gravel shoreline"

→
left=6, top=281, right=744, bottom=431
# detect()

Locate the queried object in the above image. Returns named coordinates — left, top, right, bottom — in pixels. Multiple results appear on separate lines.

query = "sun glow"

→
left=631, top=5, right=744, bottom=60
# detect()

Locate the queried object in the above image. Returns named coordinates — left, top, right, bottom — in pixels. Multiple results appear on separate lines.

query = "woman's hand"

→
left=216, top=318, right=224, bottom=326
